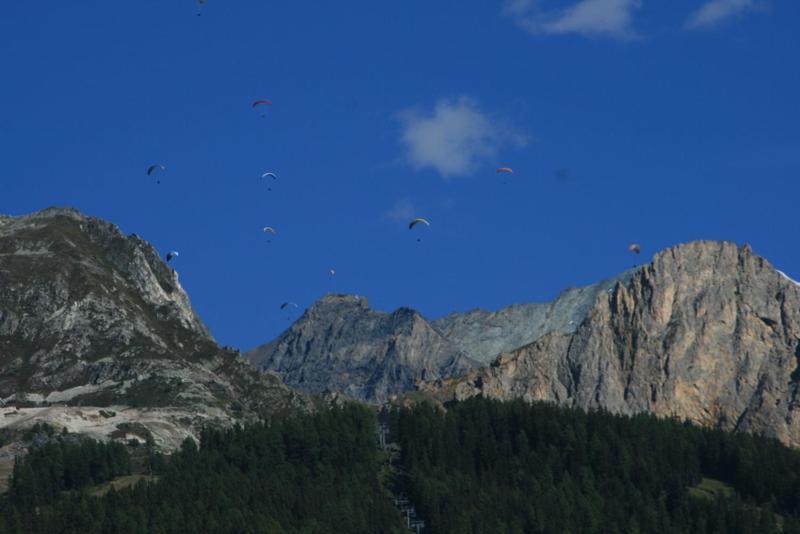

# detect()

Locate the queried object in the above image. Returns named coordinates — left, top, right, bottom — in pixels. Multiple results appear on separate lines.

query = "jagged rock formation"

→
left=0, top=208, right=310, bottom=451
left=420, top=241, right=800, bottom=447
left=246, top=294, right=478, bottom=403
left=247, top=272, right=636, bottom=403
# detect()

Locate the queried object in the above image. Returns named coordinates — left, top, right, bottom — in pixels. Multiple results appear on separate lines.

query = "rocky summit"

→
left=0, top=208, right=309, bottom=452
left=421, top=241, right=800, bottom=447
left=249, top=239, right=800, bottom=447
left=246, top=294, right=478, bottom=403
left=4, top=208, right=800, bottom=452
left=247, top=273, right=637, bottom=404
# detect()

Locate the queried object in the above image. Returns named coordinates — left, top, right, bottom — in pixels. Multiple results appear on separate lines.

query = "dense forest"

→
left=5, top=399, right=800, bottom=532
left=387, top=398, right=800, bottom=533
left=0, top=406, right=402, bottom=534
left=8, top=426, right=131, bottom=509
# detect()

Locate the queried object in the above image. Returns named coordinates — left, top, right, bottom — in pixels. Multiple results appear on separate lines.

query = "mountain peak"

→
left=2, top=206, right=83, bottom=220
left=247, top=296, right=473, bottom=403
left=0, top=208, right=309, bottom=450
left=654, top=239, right=744, bottom=262
left=310, top=293, right=370, bottom=313
left=421, top=240, right=800, bottom=446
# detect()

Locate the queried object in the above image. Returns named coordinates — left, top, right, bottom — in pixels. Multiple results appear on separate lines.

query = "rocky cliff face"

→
left=433, top=269, right=636, bottom=365
left=421, top=241, right=800, bottom=446
left=246, top=294, right=478, bottom=403
left=247, top=273, right=637, bottom=403
left=0, top=208, right=309, bottom=450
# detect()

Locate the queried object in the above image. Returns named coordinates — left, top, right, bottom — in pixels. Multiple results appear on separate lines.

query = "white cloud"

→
left=399, top=97, right=526, bottom=178
left=685, top=0, right=763, bottom=30
left=503, top=0, right=642, bottom=40
left=383, top=198, right=417, bottom=223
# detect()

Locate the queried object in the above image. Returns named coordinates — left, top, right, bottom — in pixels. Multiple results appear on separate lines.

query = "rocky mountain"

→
left=10, top=210, right=797, bottom=453
left=433, top=269, right=636, bottom=365
left=246, top=274, right=636, bottom=403
left=0, top=208, right=309, bottom=451
left=246, top=294, right=478, bottom=403
left=420, top=241, right=800, bottom=447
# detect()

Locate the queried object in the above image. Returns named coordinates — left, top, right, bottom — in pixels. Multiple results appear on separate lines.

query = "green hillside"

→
left=5, top=399, right=800, bottom=533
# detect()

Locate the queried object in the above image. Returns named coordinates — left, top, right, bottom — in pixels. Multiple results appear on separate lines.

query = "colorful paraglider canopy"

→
left=147, top=164, right=165, bottom=176
left=408, top=218, right=430, bottom=230
left=628, top=243, right=641, bottom=254
left=252, top=99, right=273, bottom=107
left=166, top=251, right=179, bottom=262
left=280, top=302, right=298, bottom=310
left=496, top=167, right=514, bottom=174
left=261, top=172, right=277, bottom=180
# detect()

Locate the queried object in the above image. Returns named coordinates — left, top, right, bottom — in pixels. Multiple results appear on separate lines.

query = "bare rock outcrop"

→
left=422, top=241, right=800, bottom=446
left=247, top=278, right=636, bottom=404
left=246, top=294, right=479, bottom=403
left=0, top=208, right=310, bottom=452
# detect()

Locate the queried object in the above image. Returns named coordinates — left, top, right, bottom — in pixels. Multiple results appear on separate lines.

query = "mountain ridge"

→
left=246, top=293, right=478, bottom=403
left=246, top=269, right=642, bottom=403
left=248, top=239, right=800, bottom=447
left=4, top=207, right=800, bottom=449
left=0, top=207, right=310, bottom=451
left=420, top=240, right=800, bottom=446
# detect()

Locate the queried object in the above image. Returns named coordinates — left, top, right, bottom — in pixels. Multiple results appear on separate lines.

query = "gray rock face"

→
left=247, top=273, right=637, bottom=403
left=433, top=269, right=637, bottom=364
left=0, top=208, right=309, bottom=450
left=421, top=241, right=800, bottom=447
left=246, top=294, right=478, bottom=403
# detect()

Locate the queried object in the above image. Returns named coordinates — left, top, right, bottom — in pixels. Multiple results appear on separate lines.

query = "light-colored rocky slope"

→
left=421, top=241, right=800, bottom=446
left=433, top=269, right=637, bottom=365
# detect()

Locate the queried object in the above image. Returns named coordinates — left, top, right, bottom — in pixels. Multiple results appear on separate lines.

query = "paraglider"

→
left=252, top=99, right=272, bottom=117
left=408, top=218, right=430, bottom=230
left=628, top=243, right=641, bottom=255
left=166, top=251, right=179, bottom=263
left=147, top=164, right=165, bottom=184
left=261, top=172, right=277, bottom=190
left=329, top=269, right=336, bottom=277
left=280, top=301, right=299, bottom=321
left=408, top=218, right=430, bottom=242
left=146, top=164, right=164, bottom=175
left=262, top=226, right=277, bottom=235
left=496, top=167, right=514, bottom=185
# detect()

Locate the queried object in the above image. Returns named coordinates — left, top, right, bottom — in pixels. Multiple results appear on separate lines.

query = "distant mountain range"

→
left=250, top=241, right=800, bottom=447
left=245, top=271, right=636, bottom=403
left=2, top=207, right=800, bottom=453
left=420, top=241, right=800, bottom=446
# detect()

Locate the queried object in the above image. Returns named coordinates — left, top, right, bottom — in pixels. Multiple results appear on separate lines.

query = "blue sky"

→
left=1, top=1, right=798, bottom=350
